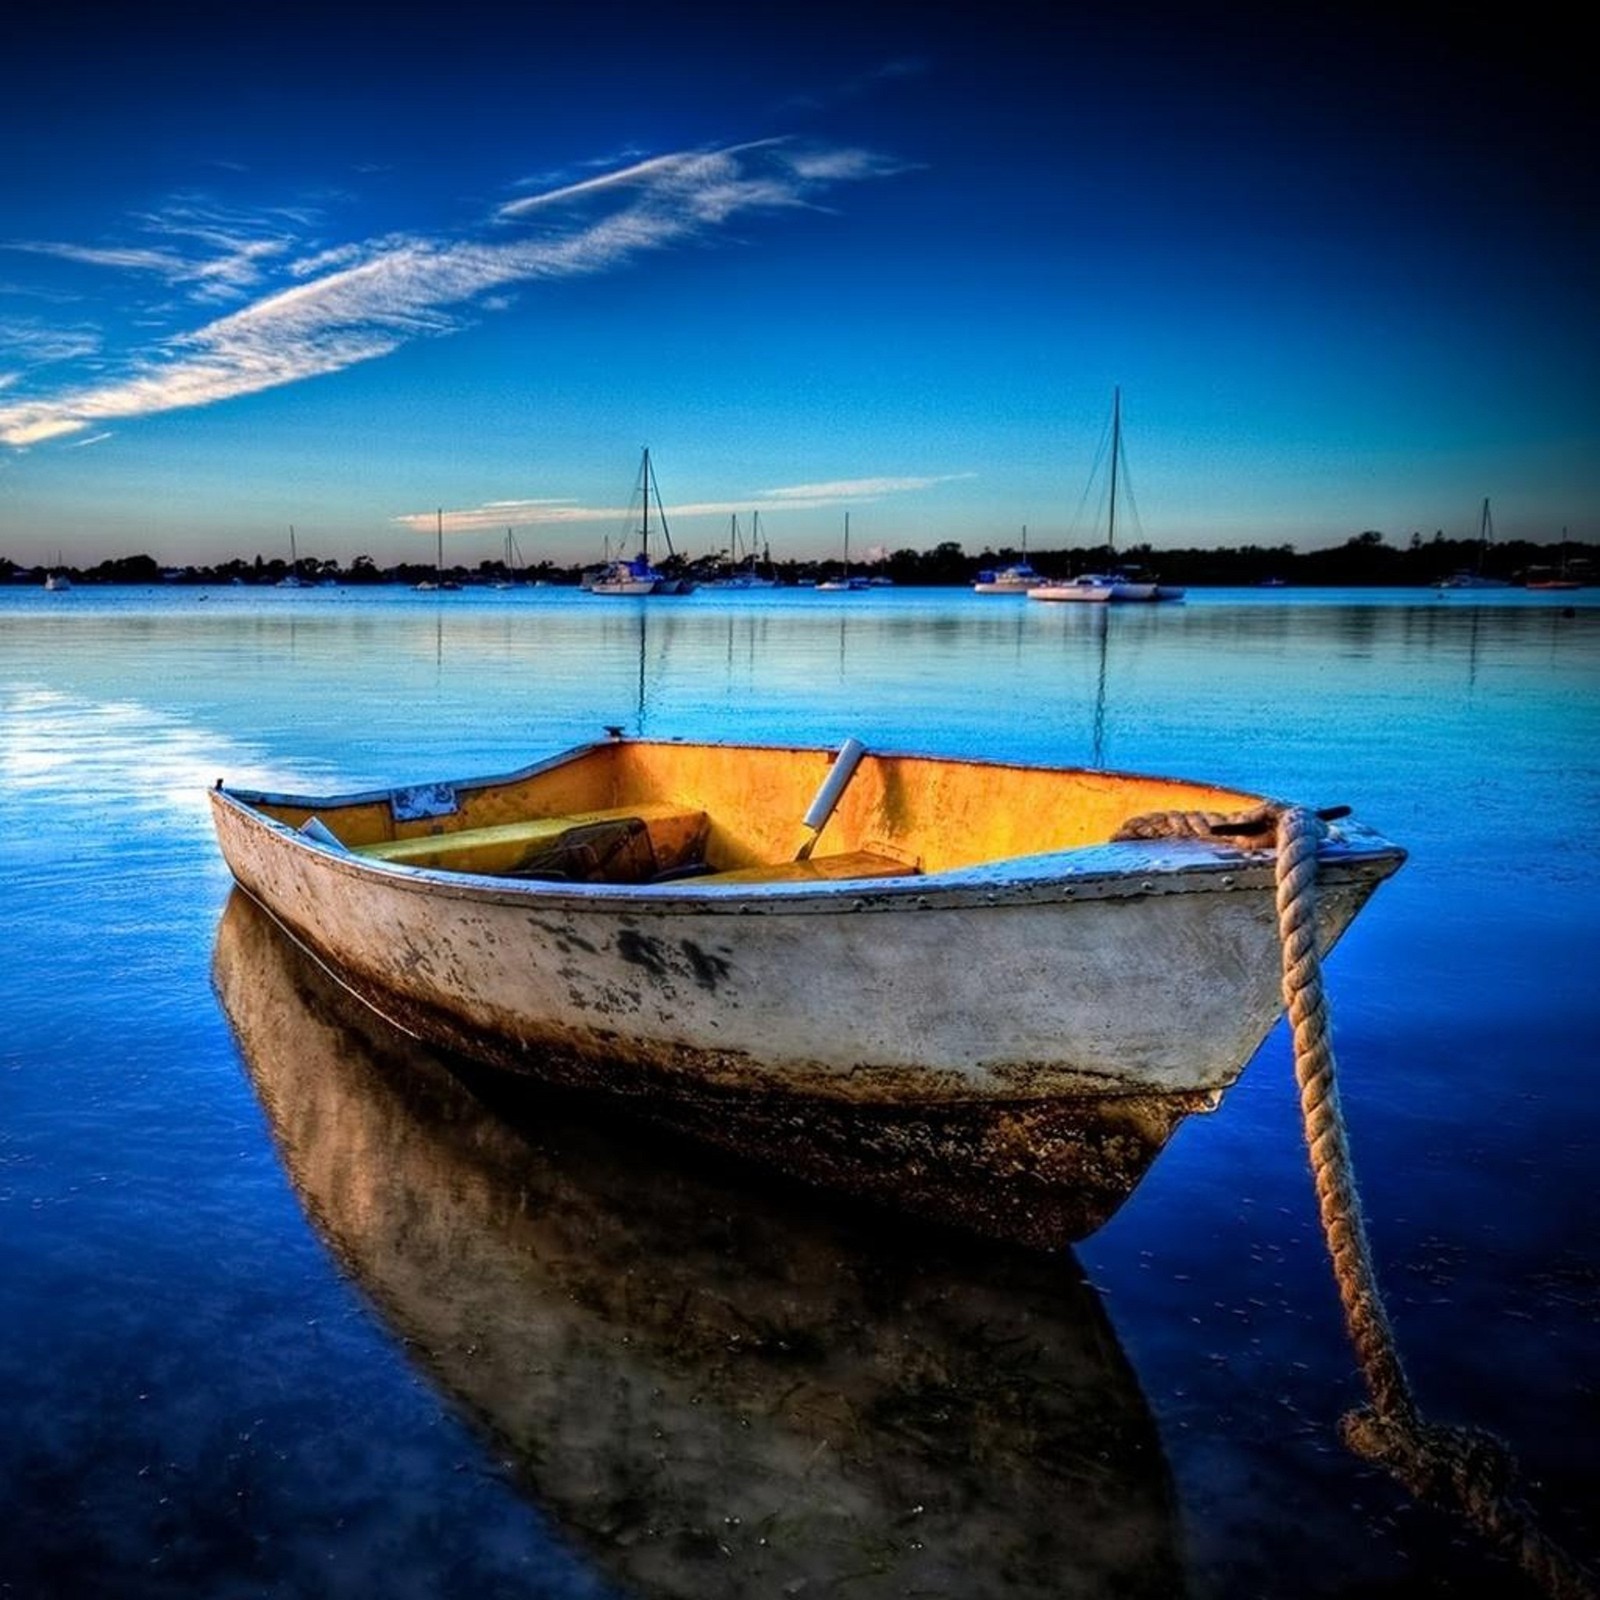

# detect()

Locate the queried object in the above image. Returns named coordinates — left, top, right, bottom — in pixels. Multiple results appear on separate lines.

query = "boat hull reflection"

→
left=214, top=890, right=1186, bottom=1600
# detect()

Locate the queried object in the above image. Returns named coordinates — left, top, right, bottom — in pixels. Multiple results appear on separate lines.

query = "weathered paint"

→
left=209, top=739, right=1405, bottom=1124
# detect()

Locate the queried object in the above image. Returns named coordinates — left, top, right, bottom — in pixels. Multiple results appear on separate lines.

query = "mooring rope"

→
left=1114, top=803, right=1596, bottom=1600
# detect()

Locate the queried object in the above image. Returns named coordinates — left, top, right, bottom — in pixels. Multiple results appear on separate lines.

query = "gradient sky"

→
left=2, top=2, right=1593, bottom=569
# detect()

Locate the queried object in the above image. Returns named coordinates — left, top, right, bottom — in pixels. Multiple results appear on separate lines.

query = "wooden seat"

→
left=353, top=804, right=706, bottom=878
left=699, top=850, right=918, bottom=886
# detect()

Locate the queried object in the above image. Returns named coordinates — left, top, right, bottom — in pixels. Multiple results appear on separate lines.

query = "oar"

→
left=795, top=738, right=866, bottom=860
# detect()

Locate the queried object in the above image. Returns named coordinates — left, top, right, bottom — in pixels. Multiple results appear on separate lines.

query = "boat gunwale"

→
left=212, top=734, right=1282, bottom=821
left=218, top=824, right=1404, bottom=916
left=210, top=736, right=1406, bottom=915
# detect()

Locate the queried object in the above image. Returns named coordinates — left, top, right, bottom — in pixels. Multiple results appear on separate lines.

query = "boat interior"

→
left=244, top=739, right=1265, bottom=887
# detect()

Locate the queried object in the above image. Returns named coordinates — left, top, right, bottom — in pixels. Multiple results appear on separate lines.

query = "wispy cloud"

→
left=395, top=499, right=587, bottom=535
left=495, top=150, right=727, bottom=218
left=0, top=318, right=103, bottom=367
left=406, top=472, right=969, bottom=537
left=756, top=473, right=974, bottom=506
left=12, top=199, right=304, bottom=308
left=0, top=140, right=902, bottom=449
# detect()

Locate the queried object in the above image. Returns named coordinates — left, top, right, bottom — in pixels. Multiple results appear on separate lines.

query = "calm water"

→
left=2, top=584, right=1596, bottom=1599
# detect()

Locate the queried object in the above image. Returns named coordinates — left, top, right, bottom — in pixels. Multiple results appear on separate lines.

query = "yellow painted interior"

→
left=692, top=850, right=915, bottom=885
left=248, top=740, right=1265, bottom=879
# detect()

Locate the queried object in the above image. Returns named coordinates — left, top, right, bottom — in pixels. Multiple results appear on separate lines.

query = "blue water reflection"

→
left=1, top=585, right=1595, bottom=1596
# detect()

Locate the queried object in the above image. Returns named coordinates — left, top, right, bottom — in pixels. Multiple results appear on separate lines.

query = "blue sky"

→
left=2, top=2, right=1593, bottom=568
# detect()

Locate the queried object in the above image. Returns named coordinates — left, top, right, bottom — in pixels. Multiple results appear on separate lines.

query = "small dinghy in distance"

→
left=208, top=734, right=1405, bottom=1243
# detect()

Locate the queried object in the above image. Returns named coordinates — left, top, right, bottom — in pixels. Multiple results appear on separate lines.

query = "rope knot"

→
left=1111, top=802, right=1281, bottom=842
left=1111, top=800, right=1348, bottom=844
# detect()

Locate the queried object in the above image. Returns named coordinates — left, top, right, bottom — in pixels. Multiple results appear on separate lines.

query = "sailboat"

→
left=816, top=512, right=869, bottom=591
left=1434, top=499, right=1510, bottom=590
left=1029, top=390, right=1184, bottom=604
left=972, top=526, right=1043, bottom=593
left=493, top=527, right=525, bottom=589
left=1523, top=529, right=1586, bottom=590
left=44, top=550, right=72, bottom=591
left=589, top=448, right=695, bottom=596
left=415, top=509, right=461, bottom=591
left=714, top=511, right=779, bottom=589
left=276, top=526, right=310, bottom=588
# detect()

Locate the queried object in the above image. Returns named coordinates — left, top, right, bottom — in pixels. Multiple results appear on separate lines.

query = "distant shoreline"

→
left=7, top=530, right=1594, bottom=593
left=7, top=576, right=1594, bottom=595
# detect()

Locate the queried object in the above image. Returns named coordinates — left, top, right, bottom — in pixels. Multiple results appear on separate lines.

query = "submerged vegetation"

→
left=3, top=529, right=1594, bottom=589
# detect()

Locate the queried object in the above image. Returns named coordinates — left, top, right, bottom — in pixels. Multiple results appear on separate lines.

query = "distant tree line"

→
left=3, top=529, right=1593, bottom=588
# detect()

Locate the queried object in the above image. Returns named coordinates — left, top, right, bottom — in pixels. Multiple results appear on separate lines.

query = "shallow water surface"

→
left=1, top=584, right=1595, bottom=1597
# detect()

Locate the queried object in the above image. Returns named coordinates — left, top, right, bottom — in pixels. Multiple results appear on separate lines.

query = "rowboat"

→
left=213, top=884, right=1183, bottom=1596
left=208, top=733, right=1405, bottom=1243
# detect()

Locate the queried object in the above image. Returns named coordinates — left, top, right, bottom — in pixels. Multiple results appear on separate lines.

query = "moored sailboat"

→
left=589, top=448, right=695, bottom=596
left=276, top=525, right=310, bottom=588
left=711, top=511, right=779, bottom=588
left=492, top=527, right=526, bottom=589
left=414, top=509, right=461, bottom=591
left=1521, top=528, right=1586, bottom=590
left=973, top=526, right=1043, bottom=593
left=1434, top=499, right=1511, bottom=590
left=815, top=511, right=870, bottom=590
left=1029, top=390, right=1184, bottom=604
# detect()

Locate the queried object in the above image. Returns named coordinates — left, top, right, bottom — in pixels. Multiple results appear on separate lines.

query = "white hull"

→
left=1435, top=574, right=1511, bottom=590
left=1028, top=582, right=1114, bottom=603
left=209, top=744, right=1400, bottom=1109
left=589, top=578, right=657, bottom=596
left=974, top=561, right=1041, bottom=594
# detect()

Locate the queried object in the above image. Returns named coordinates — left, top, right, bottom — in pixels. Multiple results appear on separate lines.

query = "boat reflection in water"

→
left=213, top=890, right=1186, bottom=1600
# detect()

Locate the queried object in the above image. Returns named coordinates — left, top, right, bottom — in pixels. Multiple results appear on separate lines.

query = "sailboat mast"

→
left=641, top=448, right=651, bottom=559
left=1107, top=386, right=1121, bottom=557
left=436, top=508, right=443, bottom=574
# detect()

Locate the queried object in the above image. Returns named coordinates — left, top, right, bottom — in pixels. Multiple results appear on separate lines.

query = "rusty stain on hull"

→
left=241, top=892, right=1200, bottom=1246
